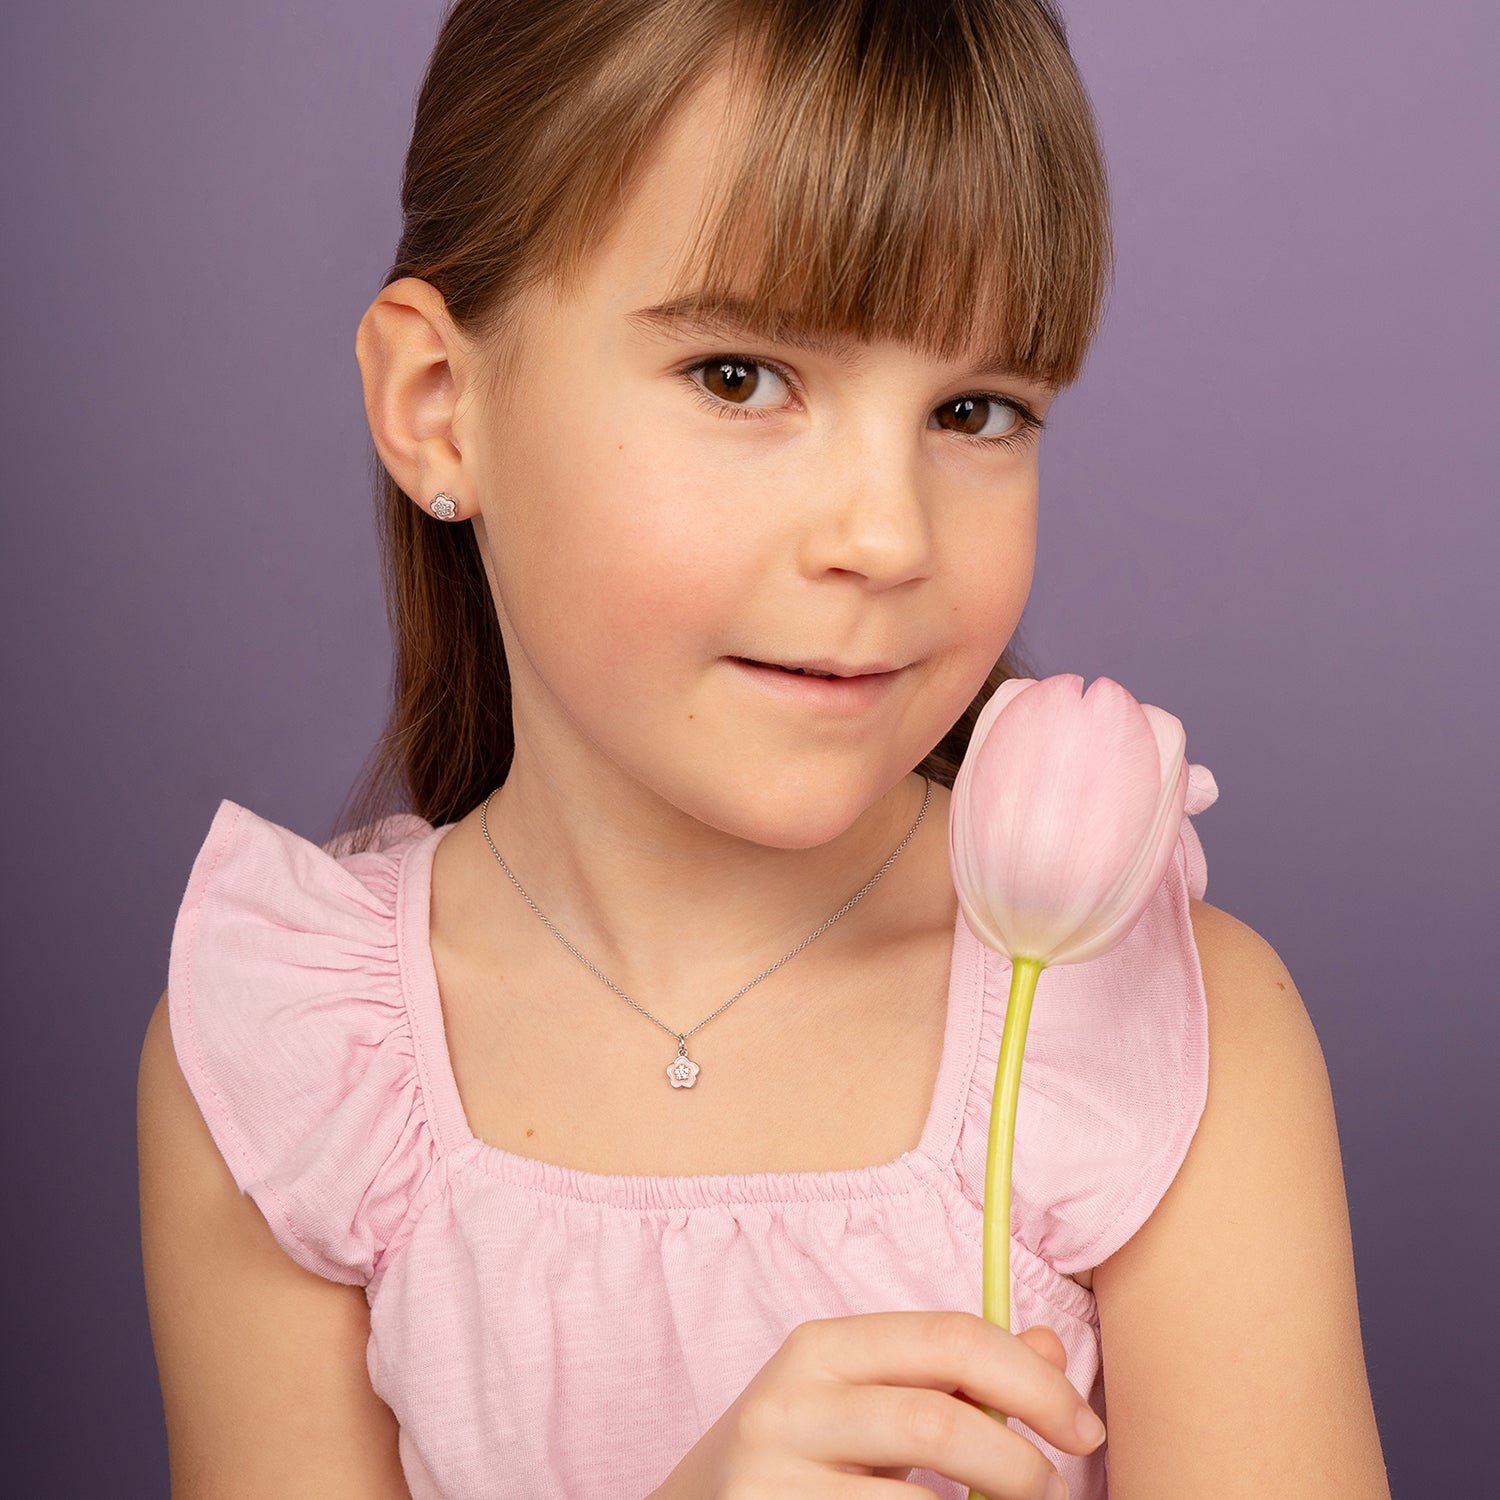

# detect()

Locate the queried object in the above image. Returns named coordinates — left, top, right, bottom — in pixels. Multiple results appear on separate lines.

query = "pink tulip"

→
left=950, top=674, right=1193, bottom=965
left=947, top=674, right=1209, bottom=1475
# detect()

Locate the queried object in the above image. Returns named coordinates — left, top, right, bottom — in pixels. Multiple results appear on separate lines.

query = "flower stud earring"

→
left=429, top=492, right=459, bottom=521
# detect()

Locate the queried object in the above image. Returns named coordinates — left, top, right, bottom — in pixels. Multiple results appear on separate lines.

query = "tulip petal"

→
left=1053, top=755, right=1188, bottom=964
left=966, top=677, right=1039, bottom=767
left=1186, top=761, right=1219, bottom=816
left=949, top=678, right=1044, bottom=956
left=1044, top=699, right=1187, bottom=963
left=1032, top=687, right=1182, bottom=960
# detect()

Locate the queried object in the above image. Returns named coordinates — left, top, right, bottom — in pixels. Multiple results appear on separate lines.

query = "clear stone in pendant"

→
left=666, top=1054, right=700, bottom=1088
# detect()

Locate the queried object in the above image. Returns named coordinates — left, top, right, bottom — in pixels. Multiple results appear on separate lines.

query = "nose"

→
left=795, top=433, right=935, bottom=588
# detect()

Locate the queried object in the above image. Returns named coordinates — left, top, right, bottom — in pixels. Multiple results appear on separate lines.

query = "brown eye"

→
left=701, top=359, right=760, bottom=403
left=935, top=395, right=1021, bottom=439
left=686, top=356, right=793, bottom=413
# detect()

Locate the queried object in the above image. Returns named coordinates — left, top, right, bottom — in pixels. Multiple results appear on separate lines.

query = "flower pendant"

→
left=666, top=1048, right=700, bottom=1088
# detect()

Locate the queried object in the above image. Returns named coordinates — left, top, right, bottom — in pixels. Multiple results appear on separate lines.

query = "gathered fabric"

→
left=168, top=770, right=1215, bottom=1500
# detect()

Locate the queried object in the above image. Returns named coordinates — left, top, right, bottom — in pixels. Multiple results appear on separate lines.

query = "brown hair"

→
left=329, top=0, right=1112, bottom=852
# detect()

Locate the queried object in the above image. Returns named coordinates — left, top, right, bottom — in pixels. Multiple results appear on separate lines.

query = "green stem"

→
left=967, top=955, right=1043, bottom=1500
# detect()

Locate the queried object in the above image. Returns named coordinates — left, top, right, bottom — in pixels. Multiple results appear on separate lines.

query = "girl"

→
left=138, top=2, right=1390, bottom=1497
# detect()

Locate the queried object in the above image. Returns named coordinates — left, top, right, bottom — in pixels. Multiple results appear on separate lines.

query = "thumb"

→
left=1017, top=1323, right=1068, bottom=1372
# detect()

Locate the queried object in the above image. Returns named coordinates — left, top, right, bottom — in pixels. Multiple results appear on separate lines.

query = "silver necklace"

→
left=479, top=776, right=933, bottom=1089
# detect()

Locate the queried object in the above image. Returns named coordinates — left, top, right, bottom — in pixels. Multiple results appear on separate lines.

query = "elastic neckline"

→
left=396, top=817, right=986, bottom=1211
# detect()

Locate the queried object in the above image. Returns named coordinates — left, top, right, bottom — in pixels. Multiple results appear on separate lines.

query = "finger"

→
left=794, top=1311, right=1097, bottom=1459
left=799, top=1380, right=1067, bottom=1500
left=1017, top=1323, right=1068, bottom=1371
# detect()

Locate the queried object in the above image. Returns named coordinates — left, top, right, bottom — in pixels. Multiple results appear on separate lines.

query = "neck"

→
left=460, top=751, right=940, bottom=1012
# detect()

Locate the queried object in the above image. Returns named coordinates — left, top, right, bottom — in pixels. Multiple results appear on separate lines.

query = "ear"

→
left=353, top=276, right=479, bottom=522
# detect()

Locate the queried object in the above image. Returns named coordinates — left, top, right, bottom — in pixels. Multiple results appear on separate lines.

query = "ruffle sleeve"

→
left=953, top=762, right=1220, bottom=1278
left=166, top=798, right=442, bottom=1288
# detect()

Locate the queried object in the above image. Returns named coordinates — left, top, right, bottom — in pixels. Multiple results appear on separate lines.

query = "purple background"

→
left=3, top=2, right=1494, bottom=1492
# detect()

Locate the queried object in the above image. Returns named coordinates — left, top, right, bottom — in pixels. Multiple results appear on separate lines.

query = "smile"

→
left=728, top=657, right=905, bottom=714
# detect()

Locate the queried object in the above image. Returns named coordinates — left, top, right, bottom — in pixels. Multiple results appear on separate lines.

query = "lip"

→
left=728, top=656, right=906, bottom=714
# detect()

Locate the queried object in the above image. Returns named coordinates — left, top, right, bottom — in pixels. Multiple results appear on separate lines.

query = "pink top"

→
left=167, top=766, right=1218, bottom=1500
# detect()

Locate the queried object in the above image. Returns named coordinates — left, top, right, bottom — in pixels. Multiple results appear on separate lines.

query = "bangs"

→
left=541, top=0, right=1112, bottom=391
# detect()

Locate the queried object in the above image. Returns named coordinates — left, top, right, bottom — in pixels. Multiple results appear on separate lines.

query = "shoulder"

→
left=1182, top=896, right=1337, bottom=1130
left=1186, top=896, right=1322, bottom=1055
left=1089, top=897, right=1391, bottom=1498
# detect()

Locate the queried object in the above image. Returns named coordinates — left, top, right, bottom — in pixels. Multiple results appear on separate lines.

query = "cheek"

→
left=495, top=433, right=740, bottom=678
left=944, top=496, right=1038, bottom=658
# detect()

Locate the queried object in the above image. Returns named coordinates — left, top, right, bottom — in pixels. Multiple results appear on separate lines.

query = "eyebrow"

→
left=626, top=295, right=1053, bottom=390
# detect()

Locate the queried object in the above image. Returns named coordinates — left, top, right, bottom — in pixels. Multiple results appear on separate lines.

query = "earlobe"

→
left=353, top=277, right=473, bottom=520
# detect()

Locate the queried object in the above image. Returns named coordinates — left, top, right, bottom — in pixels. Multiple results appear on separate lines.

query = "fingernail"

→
left=1075, top=1406, right=1106, bottom=1448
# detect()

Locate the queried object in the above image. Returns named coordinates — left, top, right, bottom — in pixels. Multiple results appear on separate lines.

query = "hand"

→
left=650, top=1310, right=1104, bottom=1499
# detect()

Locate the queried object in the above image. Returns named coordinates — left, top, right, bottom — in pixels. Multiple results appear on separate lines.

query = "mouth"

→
left=728, top=656, right=906, bottom=713
left=733, top=657, right=900, bottom=680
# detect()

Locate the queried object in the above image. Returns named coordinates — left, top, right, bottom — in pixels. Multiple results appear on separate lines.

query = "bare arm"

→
left=138, top=990, right=414, bottom=1499
left=1091, top=899, right=1391, bottom=1498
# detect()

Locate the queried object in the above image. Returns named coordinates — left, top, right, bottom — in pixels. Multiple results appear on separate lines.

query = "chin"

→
left=671, top=761, right=915, bottom=852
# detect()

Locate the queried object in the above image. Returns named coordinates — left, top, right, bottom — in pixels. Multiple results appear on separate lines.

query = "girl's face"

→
left=458, top=68, right=1056, bottom=850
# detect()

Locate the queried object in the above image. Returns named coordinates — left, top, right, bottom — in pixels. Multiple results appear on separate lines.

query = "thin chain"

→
left=479, top=776, right=933, bottom=1049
